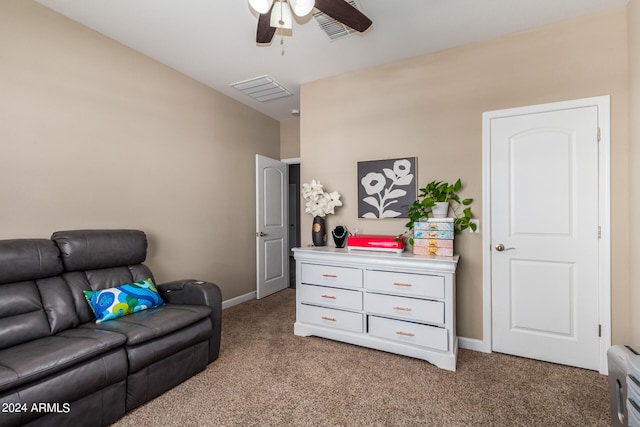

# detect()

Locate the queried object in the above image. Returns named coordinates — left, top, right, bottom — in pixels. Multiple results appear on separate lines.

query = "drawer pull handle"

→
left=322, top=274, right=338, bottom=278
left=393, top=282, right=412, bottom=287
left=321, top=316, right=336, bottom=322
left=393, top=306, right=412, bottom=311
left=321, top=295, right=337, bottom=299
left=396, top=331, right=415, bottom=337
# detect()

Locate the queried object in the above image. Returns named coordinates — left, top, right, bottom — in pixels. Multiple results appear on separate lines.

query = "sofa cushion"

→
left=80, top=304, right=212, bottom=346
left=0, top=366, right=18, bottom=392
left=0, top=239, right=65, bottom=350
left=52, top=229, right=147, bottom=272
left=0, top=239, right=63, bottom=285
left=83, top=278, right=164, bottom=323
left=0, top=282, right=51, bottom=350
left=0, top=328, right=126, bottom=392
left=36, top=276, right=80, bottom=334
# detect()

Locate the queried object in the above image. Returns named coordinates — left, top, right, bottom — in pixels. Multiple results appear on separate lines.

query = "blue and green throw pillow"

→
left=83, top=278, right=164, bottom=323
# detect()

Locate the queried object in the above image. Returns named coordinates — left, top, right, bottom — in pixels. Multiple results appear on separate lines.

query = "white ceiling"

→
left=35, top=0, right=629, bottom=121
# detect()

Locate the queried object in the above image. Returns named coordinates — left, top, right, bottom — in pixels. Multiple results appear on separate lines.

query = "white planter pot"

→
left=431, top=202, right=450, bottom=218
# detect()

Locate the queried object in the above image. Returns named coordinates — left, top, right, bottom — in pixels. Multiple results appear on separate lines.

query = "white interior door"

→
left=489, top=104, right=603, bottom=370
left=256, top=155, right=289, bottom=299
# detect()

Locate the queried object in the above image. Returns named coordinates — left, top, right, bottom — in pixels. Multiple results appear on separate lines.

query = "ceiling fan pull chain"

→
left=281, top=29, right=285, bottom=56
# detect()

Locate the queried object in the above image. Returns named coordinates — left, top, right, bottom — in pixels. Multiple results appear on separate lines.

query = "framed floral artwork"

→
left=357, top=157, right=416, bottom=218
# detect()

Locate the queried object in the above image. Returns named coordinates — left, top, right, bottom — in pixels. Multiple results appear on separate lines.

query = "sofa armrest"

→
left=158, top=280, right=220, bottom=307
left=157, top=280, right=222, bottom=363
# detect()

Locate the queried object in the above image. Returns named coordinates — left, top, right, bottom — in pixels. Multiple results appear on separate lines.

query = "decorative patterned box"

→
left=414, top=218, right=454, bottom=231
left=413, top=246, right=454, bottom=256
left=413, top=218, right=454, bottom=257
left=414, top=230, right=454, bottom=240
left=413, top=238, right=454, bottom=248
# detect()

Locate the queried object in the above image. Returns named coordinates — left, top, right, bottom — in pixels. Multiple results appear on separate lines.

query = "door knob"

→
left=256, top=232, right=269, bottom=237
left=495, top=244, right=515, bottom=251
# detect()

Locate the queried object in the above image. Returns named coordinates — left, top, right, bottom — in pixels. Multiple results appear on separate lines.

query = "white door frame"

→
left=282, top=158, right=301, bottom=258
left=481, top=96, right=611, bottom=374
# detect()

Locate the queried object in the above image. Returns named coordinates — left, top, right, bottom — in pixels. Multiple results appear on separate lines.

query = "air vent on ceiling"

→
left=230, top=75, right=292, bottom=102
left=313, top=0, right=362, bottom=41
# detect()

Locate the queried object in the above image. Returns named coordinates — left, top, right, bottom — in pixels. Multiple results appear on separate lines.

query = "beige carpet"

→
left=113, top=288, right=610, bottom=426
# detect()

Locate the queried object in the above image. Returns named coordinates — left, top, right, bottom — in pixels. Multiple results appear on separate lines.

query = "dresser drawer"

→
left=368, top=316, right=448, bottom=352
left=299, top=284, right=363, bottom=311
left=366, top=270, right=444, bottom=299
left=629, top=373, right=640, bottom=427
left=299, top=304, right=363, bottom=333
left=630, top=373, right=640, bottom=401
left=301, top=263, right=363, bottom=289
left=629, top=398, right=640, bottom=427
left=367, top=293, right=444, bottom=325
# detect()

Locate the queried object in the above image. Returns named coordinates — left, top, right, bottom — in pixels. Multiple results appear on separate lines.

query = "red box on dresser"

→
left=347, top=234, right=404, bottom=253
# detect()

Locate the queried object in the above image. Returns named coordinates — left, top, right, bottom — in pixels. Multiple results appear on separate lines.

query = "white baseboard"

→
left=222, top=291, right=256, bottom=310
left=458, top=337, right=491, bottom=353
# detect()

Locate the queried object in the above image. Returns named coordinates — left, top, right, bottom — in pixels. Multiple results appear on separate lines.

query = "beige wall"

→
left=0, top=1, right=280, bottom=300
left=300, top=9, right=630, bottom=342
left=629, top=0, right=640, bottom=346
left=280, top=117, right=301, bottom=159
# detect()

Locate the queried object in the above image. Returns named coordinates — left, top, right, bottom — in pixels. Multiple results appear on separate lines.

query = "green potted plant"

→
left=404, top=179, right=476, bottom=244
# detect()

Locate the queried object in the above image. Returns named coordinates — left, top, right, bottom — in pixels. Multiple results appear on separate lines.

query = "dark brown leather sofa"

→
left=0, top=230, right=222, bottom=427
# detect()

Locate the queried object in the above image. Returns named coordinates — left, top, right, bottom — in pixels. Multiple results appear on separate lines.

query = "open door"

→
left=256, top=155, right=289, bottom=299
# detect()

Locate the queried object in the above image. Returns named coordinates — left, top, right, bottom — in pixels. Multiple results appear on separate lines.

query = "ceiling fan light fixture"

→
left=288, top=0, right=315, bottom=17
left=270, top=1, right=293, bottom=29
left=249, top=0, right=273, bottom=14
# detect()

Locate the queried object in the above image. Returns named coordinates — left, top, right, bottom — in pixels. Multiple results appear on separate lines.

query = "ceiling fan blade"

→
left=314, top=0, right=372, bottom=33
left=256, top=6, right=277, bottom=44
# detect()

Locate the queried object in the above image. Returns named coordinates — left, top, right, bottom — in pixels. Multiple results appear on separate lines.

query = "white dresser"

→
left=293, top=247, right=459, bottom=371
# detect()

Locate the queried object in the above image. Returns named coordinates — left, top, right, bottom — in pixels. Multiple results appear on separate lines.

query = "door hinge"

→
left=598, top=226, right=601, bottom=239
left=598, top=324, right=602, bottom=337
left=597, top=128, right=601, bottom=142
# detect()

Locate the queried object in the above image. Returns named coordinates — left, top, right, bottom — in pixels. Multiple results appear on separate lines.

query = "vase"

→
left=431, top=202, right=450, bottom=218
left=331, top=226, right=348, bottom=248
left=312, top=216, right=327, bottom=246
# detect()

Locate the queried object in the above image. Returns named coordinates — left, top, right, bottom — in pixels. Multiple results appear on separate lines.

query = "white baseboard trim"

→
left=458, top=337, right=491, bottom=353
left=222, top=291, right=256, bottom=310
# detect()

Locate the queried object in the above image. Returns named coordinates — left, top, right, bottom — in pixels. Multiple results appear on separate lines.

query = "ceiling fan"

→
left=249, top=0, right=373, bottom=44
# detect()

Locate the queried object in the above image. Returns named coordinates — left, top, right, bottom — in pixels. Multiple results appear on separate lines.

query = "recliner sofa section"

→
left=0, top=230, right=222, bottom=427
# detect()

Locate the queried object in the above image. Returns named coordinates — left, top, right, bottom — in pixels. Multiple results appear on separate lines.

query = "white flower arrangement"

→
left=301, top=179, right=342, bottom=218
